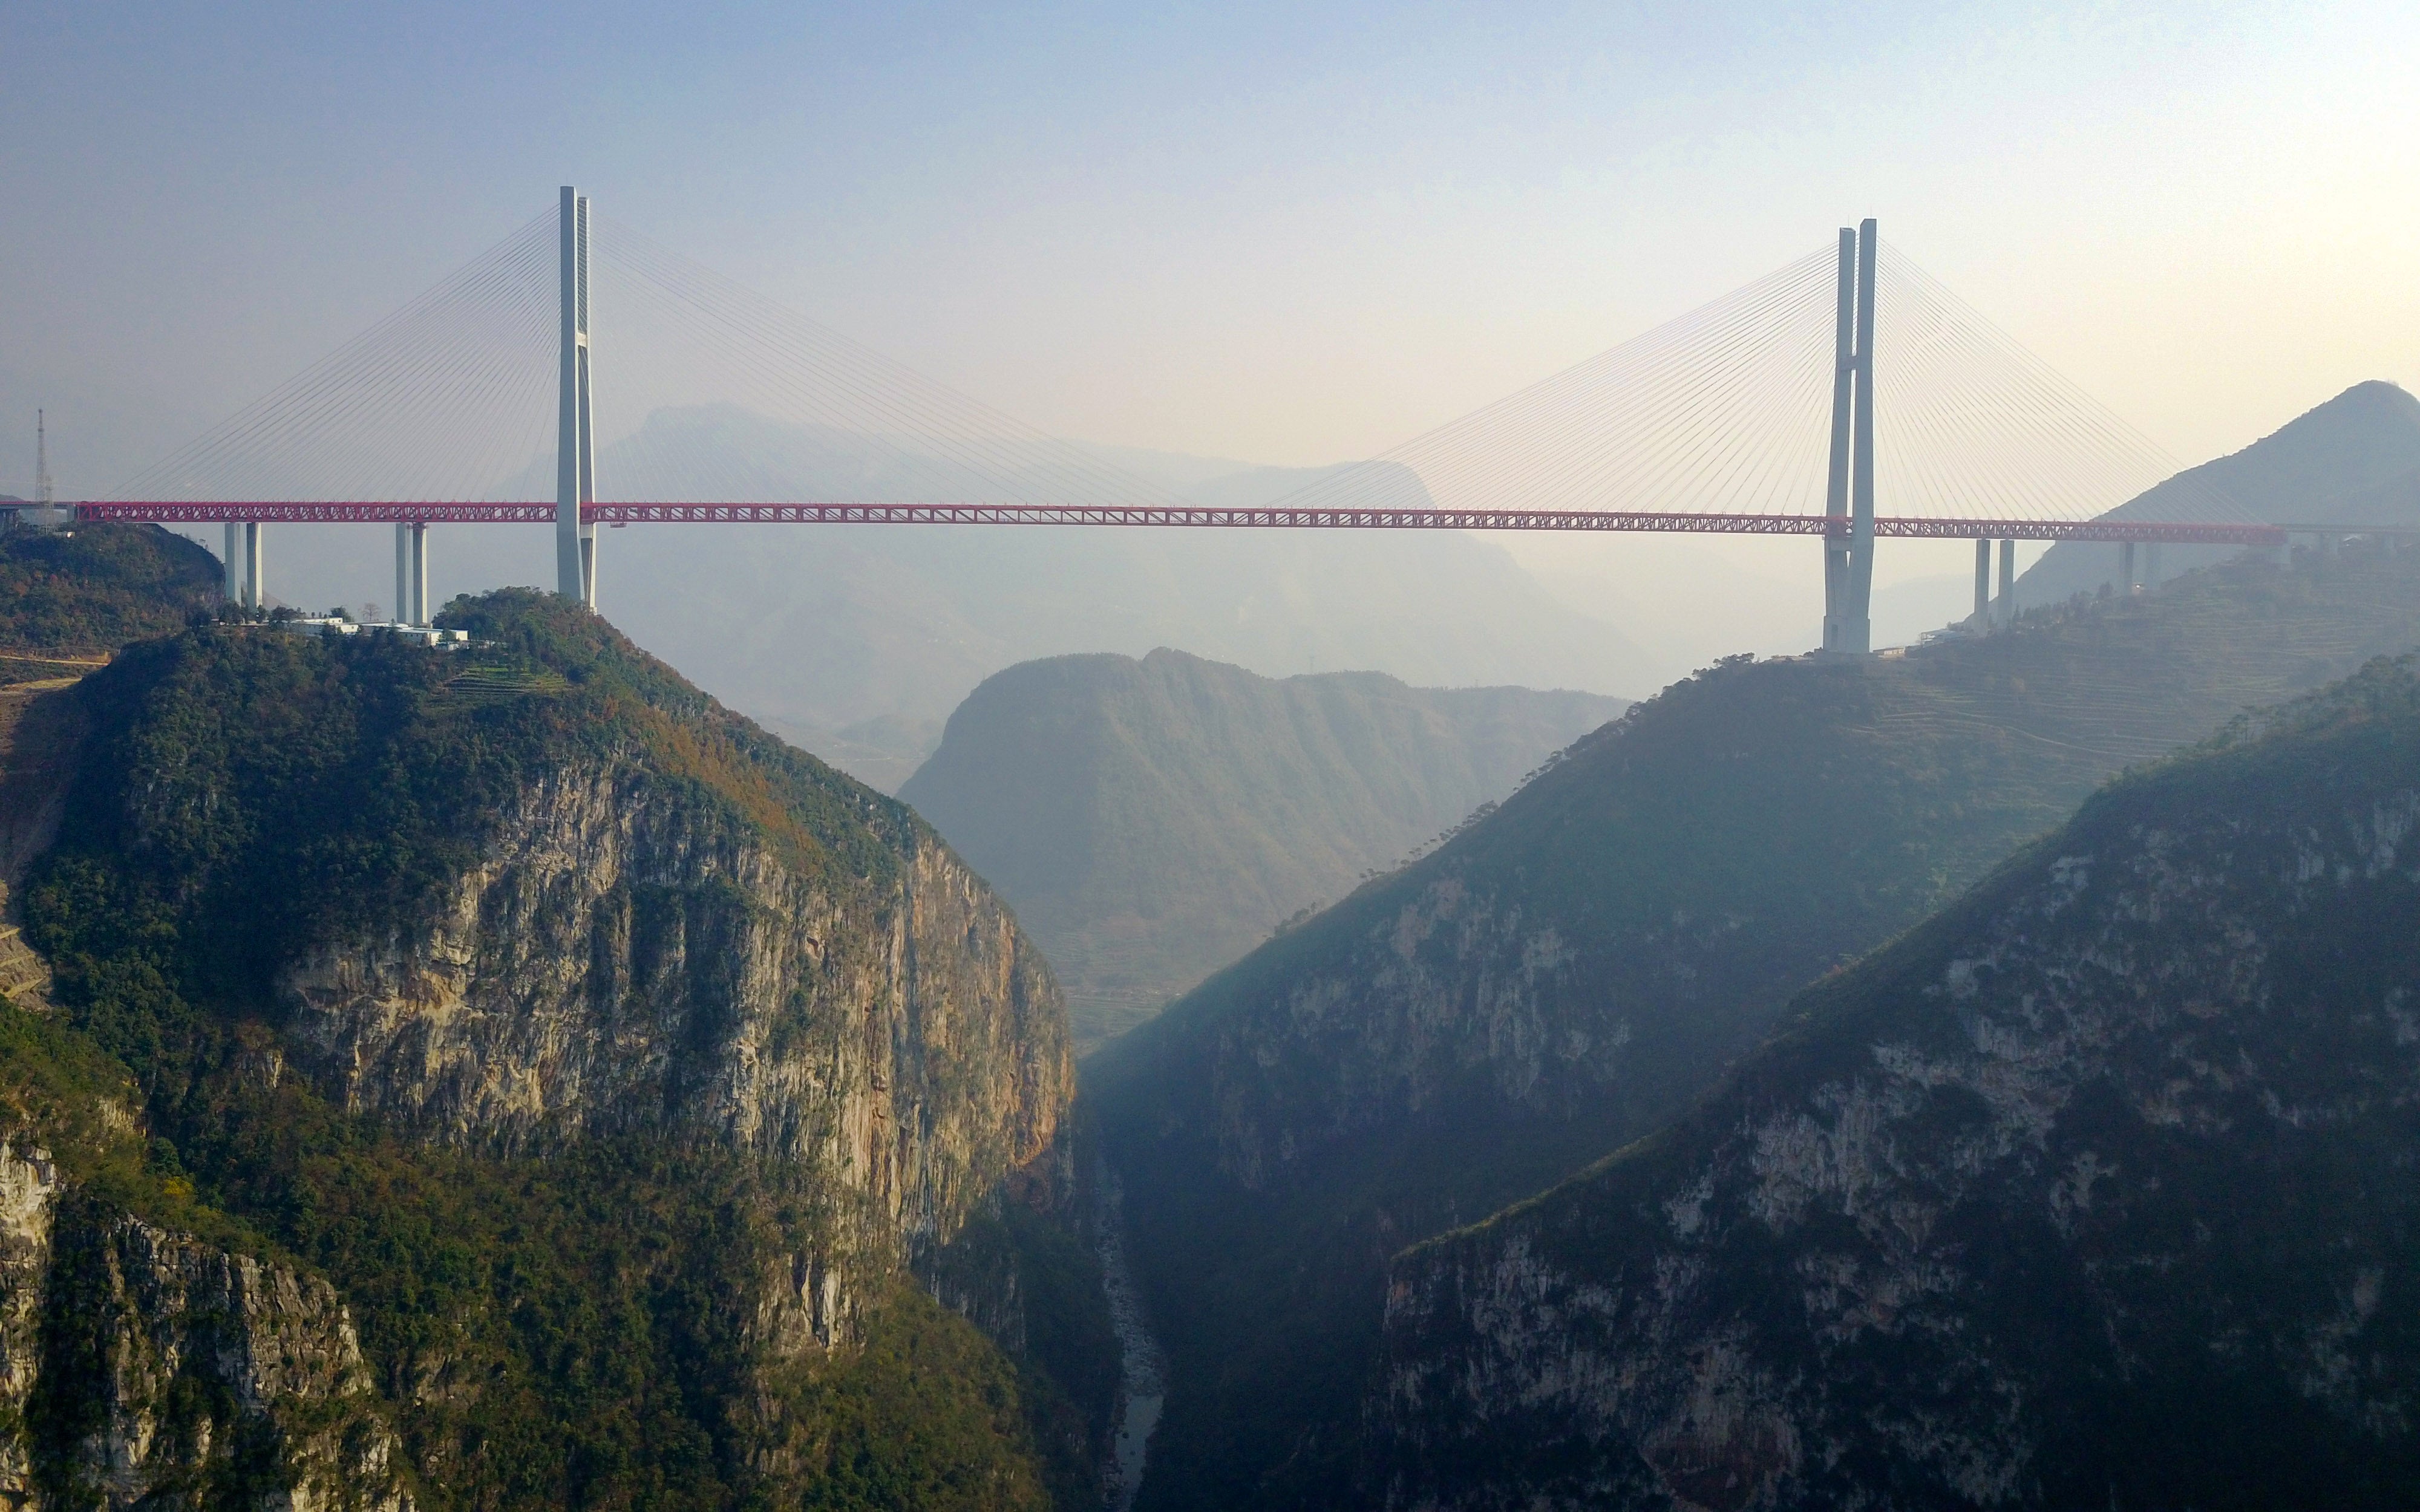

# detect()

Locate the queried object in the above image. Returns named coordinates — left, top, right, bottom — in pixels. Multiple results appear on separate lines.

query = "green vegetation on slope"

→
left=1378, top=656, right=2420, bottom=1508
left=901, top=648, right=1623, bottom=1051
left=0, top=993, right=1061, bottom=1512
left=1090, top=539, right=2420, bottom=1511
left=5, top=593, right=1104, bottom=1511
left=0, top=523, right=222, bottom=660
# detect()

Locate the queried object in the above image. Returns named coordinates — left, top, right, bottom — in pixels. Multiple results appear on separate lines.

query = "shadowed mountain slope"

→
left=1377, top=655, right=2420, bottom=1510
left=2016, top=380, right=2420, bottom=606
left=900, top=650, right=1625, bottom=1052
left=1089, top=539, right=2420, bottom=1511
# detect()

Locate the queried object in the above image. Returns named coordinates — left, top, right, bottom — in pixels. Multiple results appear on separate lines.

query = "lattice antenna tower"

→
left=34, top=411, right=53, bottom=506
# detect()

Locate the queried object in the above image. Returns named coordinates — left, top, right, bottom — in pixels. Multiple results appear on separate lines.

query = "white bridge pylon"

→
left=557, top=186, right=597, bottom=608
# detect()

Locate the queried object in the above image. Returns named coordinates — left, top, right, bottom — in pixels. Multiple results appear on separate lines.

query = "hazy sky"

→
left=4, top=1, right=2414, bottom=504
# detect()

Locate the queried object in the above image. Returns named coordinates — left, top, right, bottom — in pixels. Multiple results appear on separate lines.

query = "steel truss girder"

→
left=69, top=501, right=2291, bottom=547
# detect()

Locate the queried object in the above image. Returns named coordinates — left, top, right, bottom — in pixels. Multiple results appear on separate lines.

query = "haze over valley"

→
left=7, top=3, right=2420, bottom=1508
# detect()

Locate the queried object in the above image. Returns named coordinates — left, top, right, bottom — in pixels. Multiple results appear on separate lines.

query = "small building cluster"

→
left=283, top=617, right=468, bottom=647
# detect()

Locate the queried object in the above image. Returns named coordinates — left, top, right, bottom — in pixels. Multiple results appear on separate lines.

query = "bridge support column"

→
left=1996, top=538, right=2015, bottom=626
left=557, top=186, right=597, bottom=609
left=2121, top=540, right=2136, bottom=593
left=409, top=523, right=430, bottom=625
left=395, top=526, right=411, bottom=624
left=224, top=523, right=243, bottom=603
left=1973, top=539, right=1990, bottom=625
left=244, top=522, right=264, bottom=610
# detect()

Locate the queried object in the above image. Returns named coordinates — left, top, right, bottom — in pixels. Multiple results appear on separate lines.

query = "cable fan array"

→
left=1269, top=238, right=2243, bottom=525
left=107, top=204, right=2235, bottom=527
left=108, top=205, right=1194, bottom=509
left=115, top=212, right=560, bottom=503
left=585, top=216, right=1188, bottom=509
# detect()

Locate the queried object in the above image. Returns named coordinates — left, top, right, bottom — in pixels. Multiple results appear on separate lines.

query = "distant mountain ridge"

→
left=2015, top=379, right=2420, bottom=605
left=899, top=649, right=1625, bottom=1051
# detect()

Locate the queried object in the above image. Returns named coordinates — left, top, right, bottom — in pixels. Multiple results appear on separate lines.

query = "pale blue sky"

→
left=4, top=1, right=2415, bottom=498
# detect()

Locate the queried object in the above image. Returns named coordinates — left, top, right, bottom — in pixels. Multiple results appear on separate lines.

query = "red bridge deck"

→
left=68, top=502, right=2291, bottom=547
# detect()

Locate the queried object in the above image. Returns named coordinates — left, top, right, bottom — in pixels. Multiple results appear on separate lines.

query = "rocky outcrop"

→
left=280, top=747, right=1067, bottom=1281
left=0, top=1140, right=410, bottom=1512
left=1374, top=660, right=2420, bottom=1510
left=0, top=1138, right=57, bottom=1504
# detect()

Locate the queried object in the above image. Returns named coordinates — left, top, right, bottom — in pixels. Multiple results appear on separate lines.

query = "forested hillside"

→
left=1378, top=656, right=2420, bottom=1508
left=0, top=523, right=220, bottom=665
left=0, top=591, right=1114, bottom=1511
left=900, top=650, right=1623, bottom=1051
left=1091, top=539, right=2420, bottom=1510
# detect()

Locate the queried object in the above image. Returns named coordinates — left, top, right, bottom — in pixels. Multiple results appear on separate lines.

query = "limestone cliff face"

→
left=1374, top=665, right=2420, bottom=1510
left=275, top=741, right=1068, bottom=1334
left=0, top=1140, right=411, bottom=1512
left=1, top=599, right=1097, bottom=1507
left=1091, top=548, right=2420, bottom=1511
left=0, top=1138, right=56, bottom=1503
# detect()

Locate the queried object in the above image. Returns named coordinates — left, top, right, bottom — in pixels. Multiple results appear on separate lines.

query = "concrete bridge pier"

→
left=1995, top=538, right=2016, bottom=627
left=220, top=521, right=265, bottom=608
left=1972, top=539, right=1990, bottom=625
left=393, top=522, right=430, bottom=625
left=2121, top=540, right=2137, bottom=593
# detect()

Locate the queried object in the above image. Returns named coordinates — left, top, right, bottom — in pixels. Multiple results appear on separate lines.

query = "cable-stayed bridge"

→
left=69, top=189, right=2287, bottom=652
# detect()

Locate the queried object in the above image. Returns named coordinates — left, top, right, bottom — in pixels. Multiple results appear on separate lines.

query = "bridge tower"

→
left=1820, top=218, right=1878, bottom=654
left=556, top=186, right=597, bottom=608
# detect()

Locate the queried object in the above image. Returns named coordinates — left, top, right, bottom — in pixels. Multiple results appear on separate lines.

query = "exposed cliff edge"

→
left=280, top=746, right=1062, bottom=1265
left=1090, top=540, right=2420, bottom=1510
left=1376, top=655, right=2420, bottom=1509
left=0, top=1007, right=414, bottom=1512
left=7, top=592, right=1103, bottom=1511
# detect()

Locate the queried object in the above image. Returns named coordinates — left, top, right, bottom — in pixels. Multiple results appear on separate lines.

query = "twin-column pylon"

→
left=1820, top=218, right=1877, bottom=655
left=556, top=186, right=598, bottom=608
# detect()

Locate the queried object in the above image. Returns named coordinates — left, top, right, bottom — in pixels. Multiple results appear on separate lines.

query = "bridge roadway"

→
left=68, top=502, right=2290, bottom=547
